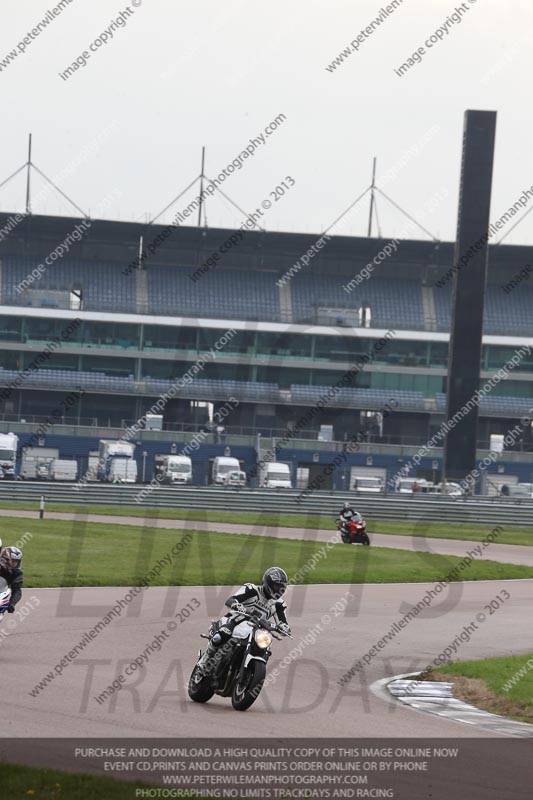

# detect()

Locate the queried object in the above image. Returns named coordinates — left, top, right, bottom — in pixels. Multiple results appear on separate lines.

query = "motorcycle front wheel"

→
left=231, top=661, right=266, bottom=711
left=188, top=665, right=215, bottom=703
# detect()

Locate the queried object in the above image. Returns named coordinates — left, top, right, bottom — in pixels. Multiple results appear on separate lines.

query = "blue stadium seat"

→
left=146, top=266, right=280, bottom=321
left=290, top=273, right=425, bottom=328
left=433, top=283, right=533, bottom=336
left=2, top=256, right=136, bottom=313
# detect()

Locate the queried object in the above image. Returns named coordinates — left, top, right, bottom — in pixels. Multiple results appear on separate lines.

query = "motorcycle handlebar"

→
left=237, top=611, right=291, bottom=636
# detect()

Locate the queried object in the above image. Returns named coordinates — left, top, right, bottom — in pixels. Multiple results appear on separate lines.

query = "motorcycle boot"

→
left=197, top=628, right=232, bottom=674
left=197, top=641, right=218, bottom=674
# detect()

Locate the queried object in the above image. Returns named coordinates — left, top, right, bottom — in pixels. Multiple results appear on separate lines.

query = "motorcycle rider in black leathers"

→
left=0, top=546, right=23, bottom=613
left=339, top=501, right=360, bottom=525
left=338, top=502, right=363, bottom=540
left=197, top=566, right=291, bottom=674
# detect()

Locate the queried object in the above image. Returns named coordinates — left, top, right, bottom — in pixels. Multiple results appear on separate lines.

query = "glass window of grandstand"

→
left=81, top=355, right=136, bottom=377
left=20, top=352, right=79, bottom=371
left=382, top=339, right=430, bottom=367
left=141, top=359, right=253, bottom=382
left=427, top=342, right=448, bottom=368
left=0, top=351, right=20, bottom=369
left=0, top=316, right=23, bottom=343
left=204, top=363, right=253, bottom=381
left=312, top=336, right=433, bottom=367
left=369, top=371, right=443, bottom=396
left=256, top=366, right=293, bottom=388
left=143, top=325, right=197, bottom=352
left=489, top=379, right=532, bottom=398
left=24, top=317, right=80, bottom=345
left=484, top=345, right=533, bottom=373
left=313, top=334, right=356, bottom=362
left=141, top=359, right=178, bottom=380
left=308, top=368, right=370, bottom=388
left=141, top=360, right=206, bottom=380
left=197, top=328, right=252, bottom=355
left=80, top=321, right=138, bottom=349
left=256, top=332, right=311, bottom=359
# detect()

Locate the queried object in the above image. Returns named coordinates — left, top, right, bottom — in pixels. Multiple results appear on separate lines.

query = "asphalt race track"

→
left=2, top=509, right=532, bottom=744
left=4, top=580, right=531, bottom=740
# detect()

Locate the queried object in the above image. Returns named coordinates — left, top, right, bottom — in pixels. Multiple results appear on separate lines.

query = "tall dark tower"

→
left=443, top=110, right=497, bottom=481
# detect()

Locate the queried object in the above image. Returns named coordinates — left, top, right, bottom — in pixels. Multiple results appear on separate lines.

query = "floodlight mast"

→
left=198, top=145, right=205, bottom=227
left=26, top=133, right=32, bottom=215
left=367, top=156, right=376, bottom=237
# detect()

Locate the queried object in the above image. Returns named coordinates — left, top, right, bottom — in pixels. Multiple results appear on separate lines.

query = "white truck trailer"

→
left=0, top=432, right=18, bottom=478
left=49, top=459, right=78, bottom=481
left=98, top=440, right=138, bottom=483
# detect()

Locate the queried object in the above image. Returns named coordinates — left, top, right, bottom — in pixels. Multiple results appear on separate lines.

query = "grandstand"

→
left=0, top=211, right=532, bottom=488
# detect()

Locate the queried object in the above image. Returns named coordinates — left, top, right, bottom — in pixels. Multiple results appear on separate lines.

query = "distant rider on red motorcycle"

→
left=339, top=501, right=360, bottom=525
left=337, top=504, right=370, bottom=545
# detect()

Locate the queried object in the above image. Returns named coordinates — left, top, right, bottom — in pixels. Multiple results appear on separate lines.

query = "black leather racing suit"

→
left=0, top=565, right=23, bottom=610
left=216, top=583, right=288, bottom=644
left=340, top=507, right=359, bottom=525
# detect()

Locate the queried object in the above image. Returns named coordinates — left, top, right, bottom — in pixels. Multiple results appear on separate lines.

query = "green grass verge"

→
left=10, top=517, right=533, bottom=588
left=0, top=762, right=153, bottom=800
left=433, top=653, right=533, bottom=724
left=370, top=519, right=533, bottom=546
left=1, top=499, right=333, bottom=528
left=2, top=499, right=532, bottom=545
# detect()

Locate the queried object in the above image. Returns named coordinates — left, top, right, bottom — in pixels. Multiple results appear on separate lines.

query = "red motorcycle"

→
left=336, top=515, right=370, bottom=545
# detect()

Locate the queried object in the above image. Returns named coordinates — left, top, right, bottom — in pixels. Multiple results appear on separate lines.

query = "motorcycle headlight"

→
left=254, top=629, right=272, bottom=649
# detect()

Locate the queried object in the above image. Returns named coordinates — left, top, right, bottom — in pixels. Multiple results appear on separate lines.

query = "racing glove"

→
left=7, top=605, right=15, bottom=614
left=230, top=601, right=248, bottom=615
left=278, top=622, right=291, bottom=635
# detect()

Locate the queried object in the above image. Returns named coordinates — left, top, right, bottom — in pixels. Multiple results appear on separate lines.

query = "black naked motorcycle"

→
left=188, top=611, right=291, bottom=711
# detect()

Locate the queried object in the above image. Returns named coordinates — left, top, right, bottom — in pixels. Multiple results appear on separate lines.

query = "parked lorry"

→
left=0, top=433, right=18, bottom=478
left=212, top=456, right=242, bottom=485
left=20, top=447, right=59, bottom=480
left=98, top=440, right=138, bottom=483
left=49, top=459, right=78, bottom=481
left=86, top=451, right=100, bottom=482
left=259, top=462, right=292, bottom=489
left=155, top=454, right=192, bottom=484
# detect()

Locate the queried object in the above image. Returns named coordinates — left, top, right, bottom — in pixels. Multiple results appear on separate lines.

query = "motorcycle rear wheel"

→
left=188, top=665, right=215, bottom=702
left=231, top=661, right=266, bottom=711
left=363, top=533, right=370, bottom=545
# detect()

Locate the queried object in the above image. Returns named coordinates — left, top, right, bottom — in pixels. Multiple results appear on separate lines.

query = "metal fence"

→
left=0, top=483, right=532, bottom=527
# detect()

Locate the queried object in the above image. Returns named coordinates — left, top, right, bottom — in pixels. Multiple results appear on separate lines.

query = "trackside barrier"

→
left=0, top=484, right=532, bottom=527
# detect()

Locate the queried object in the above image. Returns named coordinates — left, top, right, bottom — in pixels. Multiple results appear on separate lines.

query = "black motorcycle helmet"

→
left=262, top=566, right=288, bottom=599
left=0, top=546, right=22, bottom=573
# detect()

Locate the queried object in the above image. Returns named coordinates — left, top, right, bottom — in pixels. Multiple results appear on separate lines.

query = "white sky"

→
left=1, top=0, right=532, bottom=244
